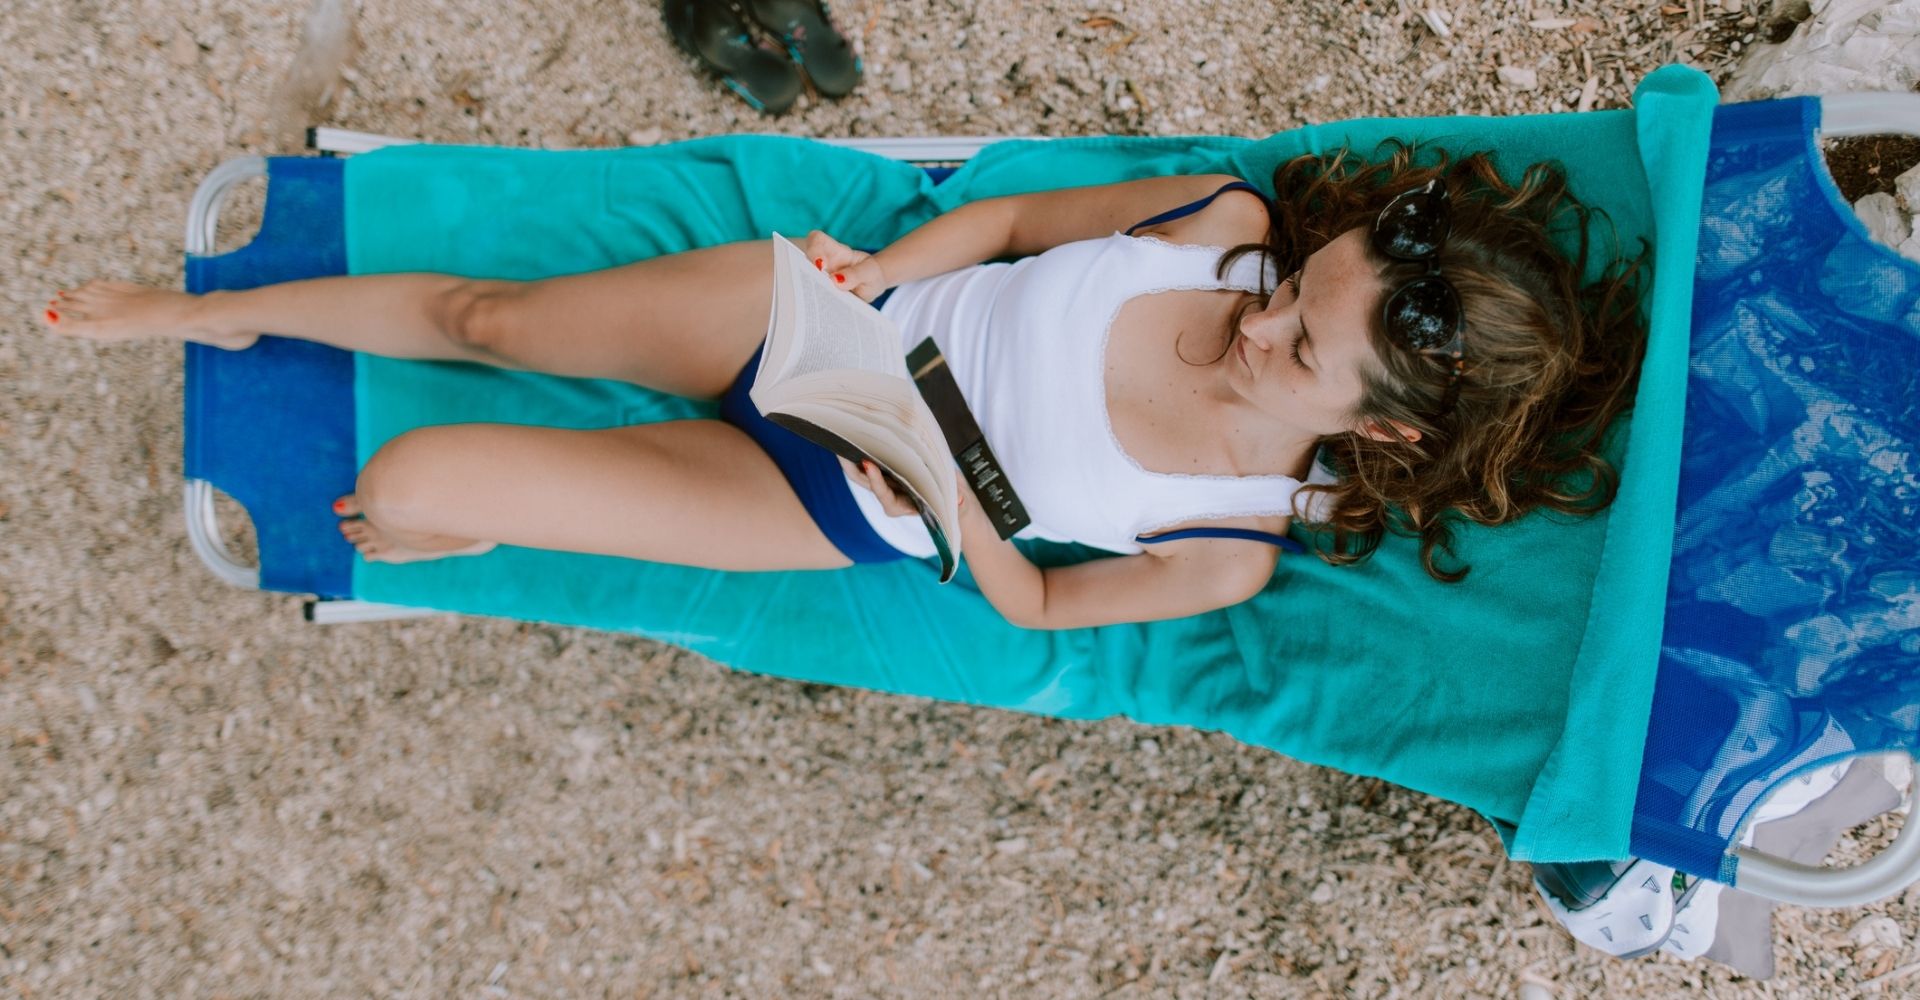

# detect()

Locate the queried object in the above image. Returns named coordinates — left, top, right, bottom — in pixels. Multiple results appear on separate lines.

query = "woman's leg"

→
left=43, top=240, right=776, bottom=399
left=337, top=417, right=854, bottom=571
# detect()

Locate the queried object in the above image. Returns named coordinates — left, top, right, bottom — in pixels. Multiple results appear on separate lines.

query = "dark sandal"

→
left=663, top=0, right=803, bottom=114
left=743, top=0, right=861, bottom=98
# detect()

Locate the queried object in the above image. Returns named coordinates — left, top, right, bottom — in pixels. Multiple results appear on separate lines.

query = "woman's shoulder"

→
left=1130, top=175, right=1273, bottom=249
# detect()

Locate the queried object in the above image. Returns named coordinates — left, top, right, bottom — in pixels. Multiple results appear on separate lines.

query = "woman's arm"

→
left=815, top=173, right=1260, bottom=298
left=954, top=496, right=1282, bottom=630
left=845, top=458, right=1281, bottom=629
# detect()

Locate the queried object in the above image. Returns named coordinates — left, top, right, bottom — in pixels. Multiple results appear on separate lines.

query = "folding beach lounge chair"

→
left=179, top=65, right=1920, bottom=910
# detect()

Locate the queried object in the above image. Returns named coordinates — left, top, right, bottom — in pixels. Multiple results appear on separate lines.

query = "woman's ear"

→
left=1357, top=419, right=1422, bottom=444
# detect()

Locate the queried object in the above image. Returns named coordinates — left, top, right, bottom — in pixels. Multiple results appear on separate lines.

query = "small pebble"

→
left=1497, top=65, right=1539, bottom=90
left=1848, top=915, right=1904, bottom=950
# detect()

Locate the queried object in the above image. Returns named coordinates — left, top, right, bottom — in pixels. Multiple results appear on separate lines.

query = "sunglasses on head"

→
left=1371, top=178, right=1468, bottom=415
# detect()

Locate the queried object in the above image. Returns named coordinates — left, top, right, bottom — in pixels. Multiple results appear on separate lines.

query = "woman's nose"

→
left=1239, top=308, right=1277, bottom=349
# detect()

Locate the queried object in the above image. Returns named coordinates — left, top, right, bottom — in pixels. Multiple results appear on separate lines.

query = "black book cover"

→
left=907, top=338, right=1032, bottom=541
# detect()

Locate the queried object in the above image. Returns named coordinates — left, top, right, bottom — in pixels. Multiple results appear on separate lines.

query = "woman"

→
left=40, top=145, right=1646, bottom=629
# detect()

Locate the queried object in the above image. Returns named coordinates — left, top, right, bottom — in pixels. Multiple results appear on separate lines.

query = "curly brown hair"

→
left=1213, top=144, right=1650, bottom=582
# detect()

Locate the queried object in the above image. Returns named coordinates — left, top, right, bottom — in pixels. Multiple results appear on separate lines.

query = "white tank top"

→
left=852, top=232, right=1305, bottom=558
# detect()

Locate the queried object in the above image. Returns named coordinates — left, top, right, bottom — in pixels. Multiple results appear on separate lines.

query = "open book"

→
left=750, top=236, right=962, bottom=582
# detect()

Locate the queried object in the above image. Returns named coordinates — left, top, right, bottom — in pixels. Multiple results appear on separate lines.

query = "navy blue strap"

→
left=1124, top=180, right=1267, bottom=237
left=1135, top=527, right=1306, bottom=554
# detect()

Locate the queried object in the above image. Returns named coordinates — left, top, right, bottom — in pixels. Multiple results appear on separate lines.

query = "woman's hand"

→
left=803, top=230, right=889, bottom=303
left=839, top=457, right=919, bottom=517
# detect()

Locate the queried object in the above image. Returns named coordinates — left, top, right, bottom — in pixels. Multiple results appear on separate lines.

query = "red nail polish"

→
left=332, top=500, right=346, bottom=513
left=45, top=309, right=58, bottom=323
left=833, top=274, right=845, bottom=284
left=814, top=258, right=824, bottom=269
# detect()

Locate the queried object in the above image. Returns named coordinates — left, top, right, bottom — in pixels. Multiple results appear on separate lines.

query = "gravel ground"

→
left=5, top=0, right=1917, bottom=997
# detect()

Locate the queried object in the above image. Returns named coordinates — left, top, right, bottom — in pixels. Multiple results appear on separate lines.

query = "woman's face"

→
left=1227, top=227, right=1391, bottom=440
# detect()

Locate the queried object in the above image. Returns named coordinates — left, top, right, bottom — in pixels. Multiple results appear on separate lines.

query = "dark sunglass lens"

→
left=1385, top=277, right=1461, bottom=351
left=1378, top=193, right=1448, bottom=259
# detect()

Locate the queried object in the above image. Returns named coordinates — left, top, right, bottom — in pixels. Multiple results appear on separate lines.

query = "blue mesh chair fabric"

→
left=1632, top=97, right=1920, bottom=883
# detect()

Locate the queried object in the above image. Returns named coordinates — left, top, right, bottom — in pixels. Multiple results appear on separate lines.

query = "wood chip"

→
left=1864, top=961, right=1920, bottom=991
left=1577, top=74, right=1600, bottom=111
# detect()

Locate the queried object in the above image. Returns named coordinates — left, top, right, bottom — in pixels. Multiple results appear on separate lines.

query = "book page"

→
left=763, top=236, right=910, bottom=386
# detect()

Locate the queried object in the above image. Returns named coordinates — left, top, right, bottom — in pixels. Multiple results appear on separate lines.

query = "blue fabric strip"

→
left=183, top=156, right=356, bottom=598
left=1124, top=180, right=1265, bottom=236
left=1135, top=527, right=1307, bottom=553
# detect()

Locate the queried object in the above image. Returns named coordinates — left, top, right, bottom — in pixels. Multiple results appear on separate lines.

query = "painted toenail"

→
left=45, top=310, right=58, bottom=323
left=333, top=500, right=346, bottom=513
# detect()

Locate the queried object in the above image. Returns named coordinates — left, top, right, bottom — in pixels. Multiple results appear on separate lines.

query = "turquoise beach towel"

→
left=347, top=67, right=1715, bottom=863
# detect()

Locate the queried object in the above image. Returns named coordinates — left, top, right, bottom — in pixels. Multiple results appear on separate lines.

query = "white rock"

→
left=1724, top=0, right=1920, bottom=99
left=625, top=127, right=662, bottom=146
left=1852, top=191, right=1912, bottom=249
left=1848, top=914, right=1904, bottom=949
left=1421, top=8, right=1452, bottom=38
left=1897, top=160, right=1920, bottom=211
left=1309, top=881, right=1335, bottom=904
left=1497, top=65, right=1539, bottom=90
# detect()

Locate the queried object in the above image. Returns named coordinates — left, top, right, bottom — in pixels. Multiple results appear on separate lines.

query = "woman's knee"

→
left=355, top=426, right=465, bottom=527
left=437, top=280, right=526, bottom=356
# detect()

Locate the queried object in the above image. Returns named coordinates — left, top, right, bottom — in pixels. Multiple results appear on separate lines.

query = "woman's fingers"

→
left=866, top=462, right=908, bottom=516
left=802, top=232, right=887, bottom=300
left=837, top=257, right=889, bottom=302
left=864, top=460, right=918, bottom=517
left=803, top=231, right=861, bottom=274
left=840, top=456, right=914, bottom=516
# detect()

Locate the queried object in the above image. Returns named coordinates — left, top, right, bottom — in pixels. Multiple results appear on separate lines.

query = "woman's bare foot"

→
left=40, top=281, right=258, bottom=350
left=334, top=494, right=497, bottom=564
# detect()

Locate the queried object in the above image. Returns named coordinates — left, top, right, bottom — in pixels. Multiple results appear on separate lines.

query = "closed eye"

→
left=1283, top=269, right=1309, bottom=371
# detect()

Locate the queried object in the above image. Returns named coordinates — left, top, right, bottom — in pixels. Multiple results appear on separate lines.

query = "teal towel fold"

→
left=347, top=65, right=1716, bottom=862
